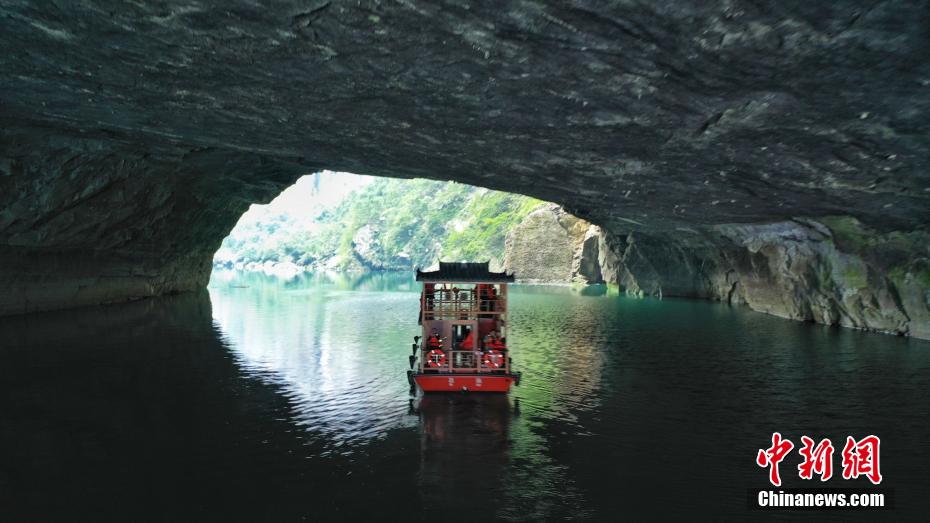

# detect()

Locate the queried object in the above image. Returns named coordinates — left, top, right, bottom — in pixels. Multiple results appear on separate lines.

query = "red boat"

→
left=407, top=262, right=521, bottom=393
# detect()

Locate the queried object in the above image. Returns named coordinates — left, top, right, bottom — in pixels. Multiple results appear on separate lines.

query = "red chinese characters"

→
left=757, top=433, right=883, bottom=485
left=841, top=435, right=882, bottom=485
left=797, top=436, right=834, bottom=481
left=756, top=432, right=795, bottom=486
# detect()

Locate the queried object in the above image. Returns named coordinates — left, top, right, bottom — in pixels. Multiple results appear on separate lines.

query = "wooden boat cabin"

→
left=408, top=262, right=521, bottom=393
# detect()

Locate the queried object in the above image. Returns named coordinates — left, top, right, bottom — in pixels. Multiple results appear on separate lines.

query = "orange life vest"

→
left=460, top=331, right=475, bottom=350
left=488, top=336, right=506, bottom=350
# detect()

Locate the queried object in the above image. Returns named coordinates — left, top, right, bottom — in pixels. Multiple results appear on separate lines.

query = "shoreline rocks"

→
left=2, top=2, right=929, bottom=338
left=596, top=218, right=930, bottom=339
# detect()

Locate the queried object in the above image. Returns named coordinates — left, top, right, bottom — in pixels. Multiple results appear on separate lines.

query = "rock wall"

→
left=504, top=205, right=603, bottom=284
left=506, top=206, right=930, bottom=338
left=0, top=128, right=308, bottom=314
left=1, top=2, right=929, bottom=338
left=597, top=219, right=930, bottom=339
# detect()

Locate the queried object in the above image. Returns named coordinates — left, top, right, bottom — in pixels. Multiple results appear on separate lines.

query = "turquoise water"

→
left=1, top=269, right=928, bottom=520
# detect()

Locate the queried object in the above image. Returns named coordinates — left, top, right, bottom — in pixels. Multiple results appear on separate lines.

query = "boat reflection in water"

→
left=414, top=394, right=514, bottom=517
left=4, top=271, right=929, bottom=520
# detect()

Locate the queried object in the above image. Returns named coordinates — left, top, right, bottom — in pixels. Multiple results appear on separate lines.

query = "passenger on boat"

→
left=426, top=329, right=442, bottom=349
left=482, top=330, right=494, bottom=350
left=485, top=330, right=506, bottom=350
left=459, top=329, right=476, bottom=350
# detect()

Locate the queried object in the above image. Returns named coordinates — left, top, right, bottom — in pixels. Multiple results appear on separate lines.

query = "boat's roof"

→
left=416, top=262, right=515, bottom=283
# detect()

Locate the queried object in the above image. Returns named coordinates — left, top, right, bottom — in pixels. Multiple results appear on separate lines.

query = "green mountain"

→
left=214, top=176, right=543, bottom=272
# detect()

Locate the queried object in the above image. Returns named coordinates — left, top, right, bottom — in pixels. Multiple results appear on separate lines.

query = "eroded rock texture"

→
left=599, top=219, right=930, bottom=338
left=504, top=204, right=602, bottom=284
left=1, top=2, right=928, bottom=336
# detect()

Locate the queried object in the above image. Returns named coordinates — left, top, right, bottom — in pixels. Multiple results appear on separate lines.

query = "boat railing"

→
left=422, top=297, right=506, bottom=318
left=450, top=350, right=478, bottom=369
left=419, top=348, right=509, bottom=373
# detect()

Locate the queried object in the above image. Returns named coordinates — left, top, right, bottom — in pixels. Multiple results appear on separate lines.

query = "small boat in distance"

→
left=407, top=262, right=521, bottom=393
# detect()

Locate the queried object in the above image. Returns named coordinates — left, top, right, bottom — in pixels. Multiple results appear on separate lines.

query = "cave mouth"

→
left=209, top=171, right=602, bottom=285
left=0, top=1, right=928, bottom=344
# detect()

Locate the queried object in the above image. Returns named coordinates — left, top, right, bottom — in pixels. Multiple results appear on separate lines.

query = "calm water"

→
left=1, top=270, right=928, bottom=521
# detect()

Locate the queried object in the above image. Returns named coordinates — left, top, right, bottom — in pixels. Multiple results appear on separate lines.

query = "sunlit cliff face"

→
left=1, top=2, right=928, bottom=336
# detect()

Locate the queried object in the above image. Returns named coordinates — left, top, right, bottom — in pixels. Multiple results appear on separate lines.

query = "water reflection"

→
left=1, top=270, right=928, bottom=520
left=0, top=292, right=337, bottom=519
left=210, top=269, right=420, bottom=451
left=415, top=395, right=512, bottom=518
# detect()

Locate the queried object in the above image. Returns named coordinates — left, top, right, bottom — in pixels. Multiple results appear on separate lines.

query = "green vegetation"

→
left=214, top=176, right=544, bottom=271
left=819, top=215, right=873, bottom=252
left=819, top=215, right=930, bottom=292
left=888, top=264, right=930, bottom=288
left=443, top=191, right=545, bottom=262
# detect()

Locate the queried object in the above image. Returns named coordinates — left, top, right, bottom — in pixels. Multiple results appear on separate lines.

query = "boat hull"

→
left=414, top=373, right=515, bottom=393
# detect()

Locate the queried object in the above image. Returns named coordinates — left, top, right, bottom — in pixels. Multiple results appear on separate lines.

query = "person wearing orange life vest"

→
left=485, top=329, right=506, bottom=350
left=459, top=329, right=476, bottom=350
left=481, top=329, right=506, bottom=369
left=426, top=329, right=442, bottom=350
left=482, top=329, right=495, bottom=350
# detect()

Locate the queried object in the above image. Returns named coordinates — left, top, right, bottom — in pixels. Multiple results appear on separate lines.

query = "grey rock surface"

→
left=504, top=205, right=603, bottom=284
left=504, top=206, right=573, bottom=283
left=1, top=1, right=928, bottom=336
left=599, top=218, right=930, bottom=338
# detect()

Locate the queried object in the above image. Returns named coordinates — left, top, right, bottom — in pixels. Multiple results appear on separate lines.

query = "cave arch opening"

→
left=209, top=171, right=606, bottom=286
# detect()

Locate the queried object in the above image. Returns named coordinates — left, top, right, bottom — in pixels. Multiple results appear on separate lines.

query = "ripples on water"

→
left=0, top=269, right=928, bottom=521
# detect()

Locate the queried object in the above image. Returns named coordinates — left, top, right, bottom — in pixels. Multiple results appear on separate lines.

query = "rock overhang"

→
left=2, top=1, right=928, bottom=232
left=1, top=1, right=928, bottom=334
